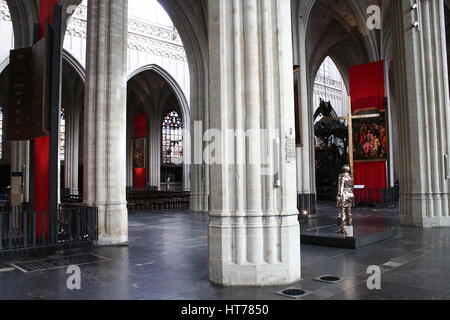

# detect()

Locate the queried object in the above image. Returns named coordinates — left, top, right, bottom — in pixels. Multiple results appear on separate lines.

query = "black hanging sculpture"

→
left=314, top=99, right=349, bottom=200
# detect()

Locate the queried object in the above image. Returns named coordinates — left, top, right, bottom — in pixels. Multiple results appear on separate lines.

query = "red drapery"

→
left=133, top=114, right=148, bottom=188
left=353, top=162, right=387, bottom=203
left=35, top=0, right=58, bottom=237
left=349, top=61, right=388, bottom=203
left=349, top=61, right=386, bottom=114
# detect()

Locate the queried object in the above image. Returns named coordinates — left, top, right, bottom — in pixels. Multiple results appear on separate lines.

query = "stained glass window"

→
left=60, top=108, right=66, bottom=161
left=0, top=106, right=3, bottom=160
left=161, top=111, right=183, bottom=166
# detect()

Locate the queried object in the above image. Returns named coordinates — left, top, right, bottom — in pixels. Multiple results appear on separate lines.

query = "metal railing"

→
left=127, top=190, right=190, bottom=211
left=0, top=205, right=97, bottom=253
left=355, top=187, right=400, bottom=208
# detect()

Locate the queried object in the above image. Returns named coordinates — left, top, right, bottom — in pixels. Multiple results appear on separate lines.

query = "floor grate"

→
left=275, top=288, right=312, bottom=299
left=11, top=253, right=111, bottom=273
left=314, top=275, right=345, bottom=284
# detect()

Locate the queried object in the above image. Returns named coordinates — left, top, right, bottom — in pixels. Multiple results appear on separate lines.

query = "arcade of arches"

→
left=1, top=0, right=450, bottom=289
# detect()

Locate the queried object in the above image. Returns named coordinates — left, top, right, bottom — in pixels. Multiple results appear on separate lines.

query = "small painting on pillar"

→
left=133, top=138, right=146, bottom=169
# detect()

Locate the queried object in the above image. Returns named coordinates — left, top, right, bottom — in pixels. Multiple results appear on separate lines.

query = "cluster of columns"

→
left=83, top=0, right=129, bottom=245
left=392, top=0, right=450, bottom=227
left=207, top=0, right=301, bottom=285
left=292, top=0, right=317, bottom=214
left=63, top=102, right=82, bottom=196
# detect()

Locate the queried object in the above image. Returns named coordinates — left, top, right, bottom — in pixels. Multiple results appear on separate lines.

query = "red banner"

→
left=349, top=61, right=388, bottom=203
left=35, top=0, right=58, bottom=237
left=133, top=114, right=148, bottom=188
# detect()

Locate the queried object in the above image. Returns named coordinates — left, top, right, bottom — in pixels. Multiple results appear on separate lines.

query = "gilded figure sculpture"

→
left=337, top=164, right=355, bottom=236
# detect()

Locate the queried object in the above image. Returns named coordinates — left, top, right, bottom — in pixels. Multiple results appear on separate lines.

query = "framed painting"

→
left=352, top=111, right=388, bottom=162
left=133, top=137, right=146, bottom=169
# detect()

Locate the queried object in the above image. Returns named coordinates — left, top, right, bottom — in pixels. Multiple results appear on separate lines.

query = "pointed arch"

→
left=63, top=49, right=86, bottom=82
left=128, top=64, right=190, bottom=136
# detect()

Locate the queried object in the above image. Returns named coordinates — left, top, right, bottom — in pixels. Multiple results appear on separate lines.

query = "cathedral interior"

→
left=1, top=0, right=450, bottom=302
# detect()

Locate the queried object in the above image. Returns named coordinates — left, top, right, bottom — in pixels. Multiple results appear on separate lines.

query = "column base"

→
left=209, top=263, right=301, bottom=286
left=208, top=215, right=301, bottom=286
left=400, top=195, right=450, bottom=227
left=190, top=192, right=209, bottom=212
left=96, top=203, right=129, bottom=246
left=96, top=237, right=129, bottom=246
left=297, top=193, right=317, bottom=215
left=400, top=215, right=450, bottom=228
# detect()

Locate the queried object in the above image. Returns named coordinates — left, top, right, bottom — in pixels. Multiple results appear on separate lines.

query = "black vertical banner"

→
left=49, top=4, right=63, bottom=242
left=7, top=48, right=33, bottom=141
left=31, top=23, right=53, bottom=138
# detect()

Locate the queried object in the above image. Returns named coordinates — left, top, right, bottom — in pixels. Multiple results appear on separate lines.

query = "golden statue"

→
left=337, top=164, right=355, bottom=236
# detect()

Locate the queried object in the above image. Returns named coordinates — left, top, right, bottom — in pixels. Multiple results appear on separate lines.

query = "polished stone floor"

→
left=1, top=204, right=450, bottom=300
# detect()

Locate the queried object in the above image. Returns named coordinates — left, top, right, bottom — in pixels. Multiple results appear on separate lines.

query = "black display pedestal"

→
left=301, top=215, right=398, bottom=249
left=297, top=193, right=317, bottom=215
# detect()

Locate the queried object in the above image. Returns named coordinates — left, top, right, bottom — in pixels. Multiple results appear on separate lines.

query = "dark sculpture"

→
left=314, top=99, right=348, bottom=200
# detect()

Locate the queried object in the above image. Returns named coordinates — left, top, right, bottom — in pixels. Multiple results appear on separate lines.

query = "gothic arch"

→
left=0, top=57, right=8, bottom=76
left=127, top=64, right=192, bottom=191
left=0, top=59, right=8, bottom=163
left=156, top=0, right=209, bottom=210
left=63, top=49, right=85, bottom=82
left=5, top=0, right=37, bottom=48
left=128, top=64, right=189, bottom=124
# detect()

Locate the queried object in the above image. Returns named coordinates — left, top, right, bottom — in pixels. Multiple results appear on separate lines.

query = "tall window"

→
left=0, top=106, right=3, bottom=160
left=60, top=108, right=66, bottom=161
left=313, top=56, right=349, bottom=119
left=161, top=111, right=183, bottom=166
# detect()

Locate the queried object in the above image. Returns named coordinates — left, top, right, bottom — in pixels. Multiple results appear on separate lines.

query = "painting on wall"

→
left=353, top=111, right=388, bottom=162
left=133, top=138, right=146, bottom=169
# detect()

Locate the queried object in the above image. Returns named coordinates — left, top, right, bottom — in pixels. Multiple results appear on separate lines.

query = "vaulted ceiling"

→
left=299, top=0, right=392, bottom=85
left=127, top=70, right=180, bottom=117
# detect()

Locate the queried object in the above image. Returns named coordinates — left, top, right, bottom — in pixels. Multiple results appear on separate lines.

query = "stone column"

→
left=64, top=107, right=80, bottom=195
left=208, top=0, right=301, bottom=286
left=10, top=141, right=28, bottom=205
left=182, top=121, right=191, bottom=192
left=84, top=0, right=128, bottom=244
left=384, top=62, right=395, bottom=187
left=148, top=112, right=161, bottom=190
left=392, top=0, right=450, bottom=226
left=191, top=118, right=209, bottom=211
left=293, top=1, right=316, bottom=215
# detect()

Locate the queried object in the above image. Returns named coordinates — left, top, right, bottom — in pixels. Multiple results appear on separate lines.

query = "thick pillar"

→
left=208, top=0, right=301, bottom=286
left=392, top=0, right=450, bottom=226
left=84, top=0, right=128, bottom=244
